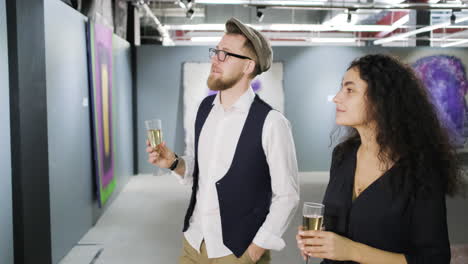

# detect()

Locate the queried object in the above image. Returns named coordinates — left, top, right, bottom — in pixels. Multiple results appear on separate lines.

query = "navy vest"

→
left=183, top=94, right=273, bottom=257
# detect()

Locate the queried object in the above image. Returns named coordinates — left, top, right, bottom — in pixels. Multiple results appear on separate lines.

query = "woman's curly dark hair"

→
left=332, top=54, right=465, bottom=197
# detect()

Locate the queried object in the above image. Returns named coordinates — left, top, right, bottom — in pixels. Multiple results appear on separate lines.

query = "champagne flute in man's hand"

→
left=145, top=119, right=164, bottom=176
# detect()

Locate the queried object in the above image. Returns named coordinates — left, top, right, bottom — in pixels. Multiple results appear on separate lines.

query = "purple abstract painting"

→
left=87, top=21, right=116, bottom=207
left=413, top=55, right=468, bottom=147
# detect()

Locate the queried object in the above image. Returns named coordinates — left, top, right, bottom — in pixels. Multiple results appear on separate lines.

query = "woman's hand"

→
left=297, top=228, right=359, bottom=261
left=296, top=226, right=310, bottom=261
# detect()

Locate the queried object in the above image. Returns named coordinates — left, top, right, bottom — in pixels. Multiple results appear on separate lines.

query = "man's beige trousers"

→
left=179, top=237, right=271, bottom=264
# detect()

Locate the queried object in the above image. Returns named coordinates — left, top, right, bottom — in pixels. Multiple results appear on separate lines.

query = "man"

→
left=147, top=17, right=299, bottom=264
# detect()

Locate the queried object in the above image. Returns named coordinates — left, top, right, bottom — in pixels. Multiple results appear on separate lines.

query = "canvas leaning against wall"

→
left=87, top=21, right=116, bottom=207
left=182, top=62, right=285, bottom=152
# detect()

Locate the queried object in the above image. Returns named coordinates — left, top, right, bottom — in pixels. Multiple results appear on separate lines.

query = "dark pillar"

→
left=6, top=0, right=52, bottom=263
left=128, top=3, right=139, bottom=175
left=416, top=9, right=431, bottom=46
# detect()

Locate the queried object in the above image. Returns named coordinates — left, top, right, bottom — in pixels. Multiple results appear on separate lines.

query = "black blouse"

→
left=321, top=143, right=451, bottom=264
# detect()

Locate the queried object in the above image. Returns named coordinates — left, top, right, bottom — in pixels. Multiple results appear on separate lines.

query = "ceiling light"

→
left=142, top=4, right=174, bottom=46
left=164, top=24, right=225, bottom=30
left=191, top=37, right=222, bottom=42
left=440, top=29, right=468, bottom=40
left=268, top=24, right=331, bottom=31
left=338, top=24, right=402, bottom=32
left=375, top=0, right=406, bottom=4
left=310, top=38, right=356, bottom=43
left=195, top=0, right=328, bottom=5
left=374, top=14, right=409, bottom=37
left=374, top=14, right=468, bottom=45
left=164, top=23, right=410, bottom=32
left=178, top=0, right=186, bottom=8
left=441, top=39, right=468, bottom=47
left=194, top=0, right=249, bottom=3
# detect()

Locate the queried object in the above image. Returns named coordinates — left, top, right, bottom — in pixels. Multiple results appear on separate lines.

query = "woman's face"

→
left=333, top=67, right=369, bottom=128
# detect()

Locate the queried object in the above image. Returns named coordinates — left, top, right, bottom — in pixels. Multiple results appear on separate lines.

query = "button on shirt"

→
left=172, top=88, right=300, bottom=258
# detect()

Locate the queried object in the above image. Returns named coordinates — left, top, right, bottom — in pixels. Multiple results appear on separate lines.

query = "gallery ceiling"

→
left=135, top=0, right=468, bottom=47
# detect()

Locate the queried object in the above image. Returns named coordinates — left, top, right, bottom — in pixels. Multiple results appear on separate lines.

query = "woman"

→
left=296, top=54, right=465, bottom=263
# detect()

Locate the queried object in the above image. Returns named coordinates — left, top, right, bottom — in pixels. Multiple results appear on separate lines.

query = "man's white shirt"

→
left=172, top=87, right=300, bottom=258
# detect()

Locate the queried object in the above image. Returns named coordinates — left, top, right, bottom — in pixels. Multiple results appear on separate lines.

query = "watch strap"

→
left=169, top=153, right=179, bottom=171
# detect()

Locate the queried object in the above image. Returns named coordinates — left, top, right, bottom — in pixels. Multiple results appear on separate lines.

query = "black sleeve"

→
left=404, top=187, right=451, bottom=264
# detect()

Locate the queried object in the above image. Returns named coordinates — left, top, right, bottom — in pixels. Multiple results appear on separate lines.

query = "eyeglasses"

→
left=209, top=48, right=252, bottom=62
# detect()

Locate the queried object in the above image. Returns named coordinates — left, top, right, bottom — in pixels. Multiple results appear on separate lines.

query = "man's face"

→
left=207, top=34, right=252, bottom=91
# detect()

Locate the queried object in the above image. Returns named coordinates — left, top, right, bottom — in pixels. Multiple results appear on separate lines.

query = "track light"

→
left=347, top=13, right=352, bottom=23
left=346, top=8, right=356, bottom=24
left=178, top=0, right=195, bottom=19
left=451, top=9, right=461, bottom=25
left=450, top=9, right=458, bottom=25
left=186, top=8, right=195, bottom=19
left=256, top=7, right=265, bottom=22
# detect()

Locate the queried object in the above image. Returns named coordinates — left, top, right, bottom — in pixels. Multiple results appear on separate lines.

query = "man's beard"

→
left=207, top=70, right=243, bottom=91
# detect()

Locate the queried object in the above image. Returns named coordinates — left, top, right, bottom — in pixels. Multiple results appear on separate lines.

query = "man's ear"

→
left=244, top=60, right=256, bottom=76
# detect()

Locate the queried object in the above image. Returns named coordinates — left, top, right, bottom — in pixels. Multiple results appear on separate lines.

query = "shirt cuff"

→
left=170, top=170, right=186, bottom=184
left=252, top=228, right=286, bottom=251
left=170, top=156, right=193, bottom=185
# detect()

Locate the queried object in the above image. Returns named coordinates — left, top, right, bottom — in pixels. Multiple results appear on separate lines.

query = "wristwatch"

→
left=169, top=153, right=179, bottom=171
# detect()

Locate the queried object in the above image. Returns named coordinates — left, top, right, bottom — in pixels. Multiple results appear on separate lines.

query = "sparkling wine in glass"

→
left=145, top=119, right=164, bottom=176
left=302, top=202, right=325, bottom=264
left=147, top=128, right=163, bottom=148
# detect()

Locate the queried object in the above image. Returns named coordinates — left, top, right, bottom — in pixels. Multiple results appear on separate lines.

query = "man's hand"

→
left=146, top=140, right=176, bottom=169
left=247, top=243, right=265, bottom=263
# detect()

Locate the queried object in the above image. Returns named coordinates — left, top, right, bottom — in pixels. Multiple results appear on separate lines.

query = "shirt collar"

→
left=212, top=87, right=255, bottom=113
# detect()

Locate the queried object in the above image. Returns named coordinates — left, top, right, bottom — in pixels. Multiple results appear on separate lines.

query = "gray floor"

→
left=59, top=173, right=468, bottom=264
